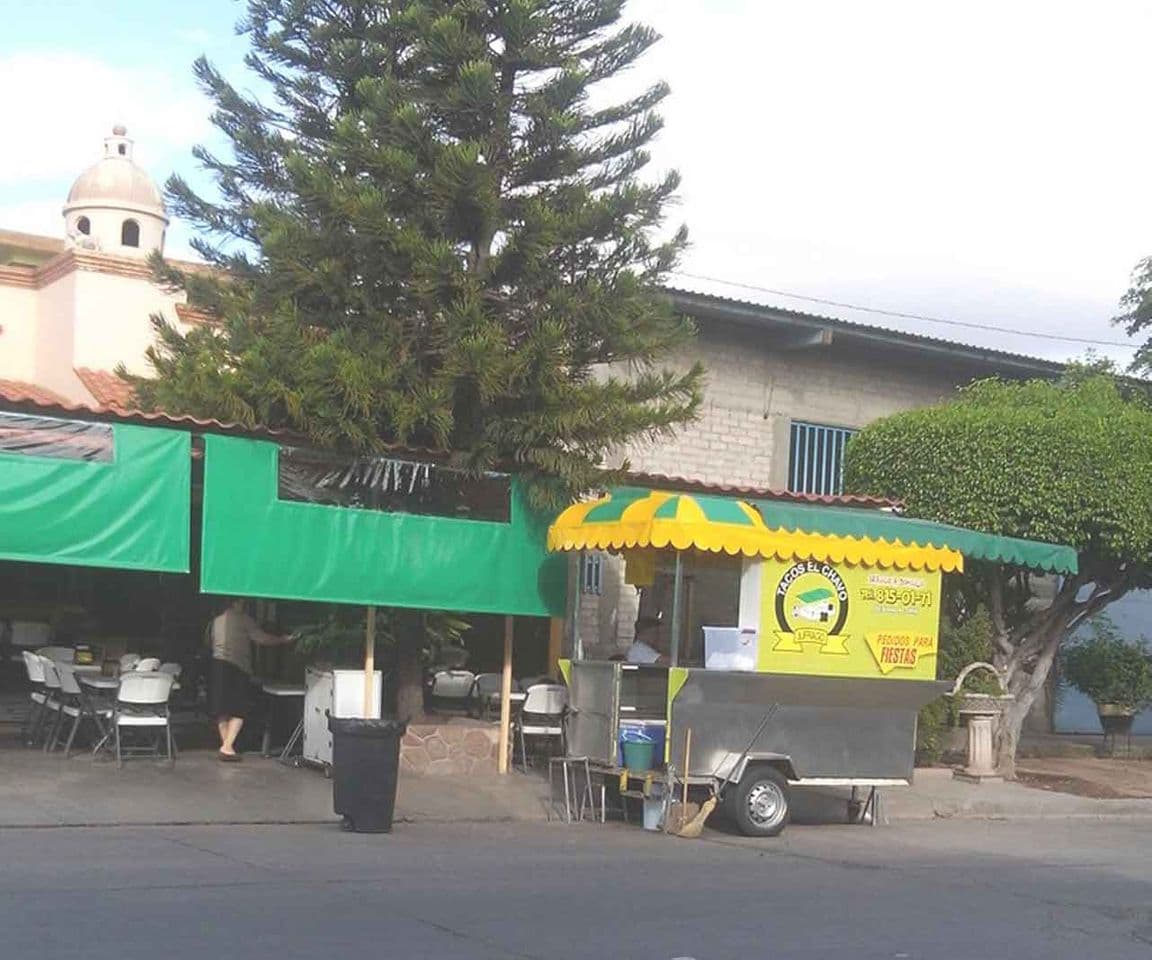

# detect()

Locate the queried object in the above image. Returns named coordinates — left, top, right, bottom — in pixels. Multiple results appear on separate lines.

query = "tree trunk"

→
left=989, top=572, right=1128, bottom=777
left=394, top=611, right=425, bottom=722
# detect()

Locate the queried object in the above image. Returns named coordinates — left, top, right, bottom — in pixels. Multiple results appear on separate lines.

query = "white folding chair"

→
left=21, top=651, right=47, bottom=746
left=53, top=664, right=113, bottom=757
left=114, top=672, right=176, bottom=767
left=135, top=657, right=161, bottom=673
left=516, top=684, right=568, bottom=773
left=430, top=669, right=476, bottom=712
left=38, top=657, right=65, bottom=752
left=119, top=654, right=141, bottom=673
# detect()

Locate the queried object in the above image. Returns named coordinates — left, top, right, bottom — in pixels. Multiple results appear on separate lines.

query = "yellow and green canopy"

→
left=548, top=488, right=1080, bottom=575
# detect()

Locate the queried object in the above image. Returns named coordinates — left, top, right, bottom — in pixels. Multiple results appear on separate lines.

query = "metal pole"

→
left=497, top=616, right=514, bottom=774
left=670, top=552, right=684, bottom=667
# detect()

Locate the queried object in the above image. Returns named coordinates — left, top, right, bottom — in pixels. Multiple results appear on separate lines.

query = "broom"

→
left=672, top=728, right=717, bottom=839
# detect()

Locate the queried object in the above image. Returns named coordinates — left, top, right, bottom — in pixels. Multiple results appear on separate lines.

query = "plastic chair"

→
left=114, top=672, right=176, bottom=767
left=53, top=664, right=113, bottom=757
left=118, top=654, right=141, bottom=673
left=38, top=657, right=64, bottom=752
left=20, top=651, right=47, bottom=745
left=516, top=684, right=568, bottom=773
left=135, top=657, right=161, bottom=673
left=429, top=669, right=476, bottom=711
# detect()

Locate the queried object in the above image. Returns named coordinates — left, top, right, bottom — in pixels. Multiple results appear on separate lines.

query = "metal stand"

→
left=548, top=756, right=598, bottom=823
left=848, top=786, right=883, bottom=826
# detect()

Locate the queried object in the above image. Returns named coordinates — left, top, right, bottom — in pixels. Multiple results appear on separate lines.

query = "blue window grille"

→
left=581, top=552, right=604, bottom=595
left=788, top=422, right=858, bottom=496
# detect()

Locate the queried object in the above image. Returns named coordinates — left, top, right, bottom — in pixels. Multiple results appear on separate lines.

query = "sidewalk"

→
left=876, top=766, right=1152, bottom=822
left=0, top=734, right=550, bottom=828
left=2, top=730, right=1150, bottom=829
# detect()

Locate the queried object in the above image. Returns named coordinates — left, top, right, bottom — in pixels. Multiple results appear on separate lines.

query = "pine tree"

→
left=131, top=0, right=703, bottom=500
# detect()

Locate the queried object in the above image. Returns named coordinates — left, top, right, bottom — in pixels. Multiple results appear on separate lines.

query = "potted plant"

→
left=1062, top=615, right=1152, bottom=741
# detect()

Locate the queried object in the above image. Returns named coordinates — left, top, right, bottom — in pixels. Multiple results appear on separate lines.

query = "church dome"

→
left=65, top=126, right=167, bottom=218
left=62, top=126, right=169, bottom=258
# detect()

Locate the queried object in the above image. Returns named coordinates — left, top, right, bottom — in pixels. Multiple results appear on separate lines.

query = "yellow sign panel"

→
left=757, top=559, right=941, bottom=680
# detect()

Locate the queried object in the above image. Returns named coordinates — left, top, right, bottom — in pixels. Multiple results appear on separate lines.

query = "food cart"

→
left=548, top=488, right=1077, bottom=836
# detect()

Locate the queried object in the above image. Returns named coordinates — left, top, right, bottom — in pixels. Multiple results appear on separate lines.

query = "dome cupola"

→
left=62, top=125, right=169, bottom=258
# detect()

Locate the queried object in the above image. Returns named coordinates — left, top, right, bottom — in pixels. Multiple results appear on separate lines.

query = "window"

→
left=788, top=421, right=858, bottom=496
left=581, top=552, right=604, bottom=595
left=121, top=219, right=140, bottom=247
left=277, top=446, right=511, bottom=523
left=0, top=412, right=113, bottom=462
left=76, top=216, right=90, bottom=236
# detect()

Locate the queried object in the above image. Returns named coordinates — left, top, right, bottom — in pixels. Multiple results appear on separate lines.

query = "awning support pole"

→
left=569, top=552, right=582, bottom=661
left=363, top=606, right=376, bottom=718
left=670, top=552, right=684, bottom=667
left=498, top=616, right=514, bottom=774
left=548, top=618, right=563, bottom=680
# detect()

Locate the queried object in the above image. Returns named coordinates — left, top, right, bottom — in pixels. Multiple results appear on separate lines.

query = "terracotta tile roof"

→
left=174, top=303, right=221, bottom=326
left=622, top=470, right=900, bottom=509
left=0, top=379, right=71, bottom=406
left=0, top=384, right=294, bottom=440
left=74, top=368, right=136, bottom=408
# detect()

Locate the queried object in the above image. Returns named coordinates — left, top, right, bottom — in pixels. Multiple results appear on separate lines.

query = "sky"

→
left=1, top=0, right=1150, bottom=365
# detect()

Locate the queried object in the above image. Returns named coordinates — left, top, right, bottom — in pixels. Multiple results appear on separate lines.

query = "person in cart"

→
left=626, top=615, right=668, bottom=664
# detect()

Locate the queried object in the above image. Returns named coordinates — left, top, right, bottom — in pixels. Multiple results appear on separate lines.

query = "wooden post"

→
left=548, top=618, right=563, bottom=679
left=363, top=606, right=376, bottom=719
left=498, top=615, right=514, bottom=774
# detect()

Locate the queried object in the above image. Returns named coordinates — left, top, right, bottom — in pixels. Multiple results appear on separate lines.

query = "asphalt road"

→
left=1, top=819, right=1150, bottom=959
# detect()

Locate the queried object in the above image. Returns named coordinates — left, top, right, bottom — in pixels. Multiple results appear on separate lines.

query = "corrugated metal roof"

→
left=667, top=287, right=1067, bottom=376
left=621, top=470, right=900, bottom=510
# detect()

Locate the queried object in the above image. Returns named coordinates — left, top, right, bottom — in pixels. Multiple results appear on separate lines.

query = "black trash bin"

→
left=328, top=715, right=407, bottom=833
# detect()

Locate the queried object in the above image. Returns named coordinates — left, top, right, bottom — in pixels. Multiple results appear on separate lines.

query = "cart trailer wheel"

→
left=731, top=766, right=790, bottom=837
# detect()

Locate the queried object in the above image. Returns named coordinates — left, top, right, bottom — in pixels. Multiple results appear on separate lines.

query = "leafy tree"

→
left=846, top=375, right=1152, bottom=776
left=128, top=0, right=702, bottom=496
left=123, top=0, right=704, bottom=718
left=1116, top=256, right=1152, bottom=371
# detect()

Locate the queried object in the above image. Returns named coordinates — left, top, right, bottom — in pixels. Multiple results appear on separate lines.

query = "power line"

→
left=671, top=271, right=1136, bottom=349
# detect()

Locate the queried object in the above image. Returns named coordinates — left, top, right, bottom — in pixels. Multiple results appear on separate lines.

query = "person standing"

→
left=208, top=599, right=290, bottom=761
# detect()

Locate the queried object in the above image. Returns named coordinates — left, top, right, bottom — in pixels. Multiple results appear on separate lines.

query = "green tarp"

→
left=0, top=424, right=190, bottom=572
left=200, top=435, right=566, bottom=616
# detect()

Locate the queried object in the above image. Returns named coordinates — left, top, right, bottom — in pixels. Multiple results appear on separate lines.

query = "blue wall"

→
left=1054, top=590, right=1152, bottom=735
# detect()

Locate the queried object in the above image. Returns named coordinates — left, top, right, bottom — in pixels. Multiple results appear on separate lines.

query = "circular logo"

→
left=774, top=561, right=850, bottom=638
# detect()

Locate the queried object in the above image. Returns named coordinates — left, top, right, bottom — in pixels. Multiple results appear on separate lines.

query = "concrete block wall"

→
left=582, top=320, right=984, bottom=656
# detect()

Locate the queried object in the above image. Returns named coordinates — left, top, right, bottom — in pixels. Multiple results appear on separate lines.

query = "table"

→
left=78, top=674, right=119, bottom=756
left=260, top=682, right=306, bottom=760
left=78, top=674, right=119, bottom=690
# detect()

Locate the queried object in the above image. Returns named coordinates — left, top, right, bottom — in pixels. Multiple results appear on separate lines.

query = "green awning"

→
left=200, top=435, right=566, bottom=616
left=0, top=420, right=190, bottom=572
left=750, top=498, right=1078, bottom=575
